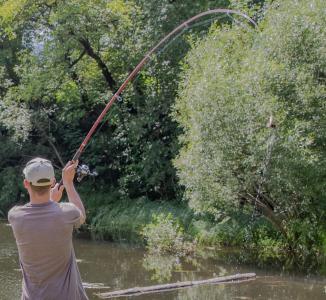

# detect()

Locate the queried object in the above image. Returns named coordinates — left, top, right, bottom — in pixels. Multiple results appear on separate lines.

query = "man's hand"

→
left=50, top=183, right=65, bottom=203
left=62, top=160, right=78, bottom=187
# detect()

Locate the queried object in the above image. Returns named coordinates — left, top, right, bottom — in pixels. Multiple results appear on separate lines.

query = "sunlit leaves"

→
left=0, top=0, right=27, bottom=39
left=0, top=98, right=31, bottom=141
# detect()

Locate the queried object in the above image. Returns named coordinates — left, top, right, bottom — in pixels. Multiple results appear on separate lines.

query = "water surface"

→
left=0, top=221, right=324, bottom=300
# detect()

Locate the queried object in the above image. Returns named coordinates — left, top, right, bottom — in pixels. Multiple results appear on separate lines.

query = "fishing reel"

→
left=76, top=164, right=98, bottom=182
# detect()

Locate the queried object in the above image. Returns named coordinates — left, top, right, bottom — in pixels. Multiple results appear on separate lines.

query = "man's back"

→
left=9, top=201, right=88, bottom=300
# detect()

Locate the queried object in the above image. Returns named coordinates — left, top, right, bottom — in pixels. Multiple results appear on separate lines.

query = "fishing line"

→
left=131, top=14, right=230, bottom=90
left=226, top=13, right=256, bottom=33
left=181, top=15, right=227, bottom=31
left=114, top=14, right=214, bottom=176
left=156, top=15, right=226, bottom=55
left=58, top=9, right=258, bottom=185
left=80, top=14, right=234, bottom=143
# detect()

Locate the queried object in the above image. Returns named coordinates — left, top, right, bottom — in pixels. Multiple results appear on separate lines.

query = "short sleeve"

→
left=60, top=203, right=85, bottom=228
left=8, top=206, right=21, bottom=226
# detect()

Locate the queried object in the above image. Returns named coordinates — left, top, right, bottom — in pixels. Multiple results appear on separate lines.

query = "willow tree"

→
left=174, top=0, right=326, bottom=265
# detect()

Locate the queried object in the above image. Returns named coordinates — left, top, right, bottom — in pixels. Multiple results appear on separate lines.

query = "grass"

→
left=84, top=195, right=194, bottom=244
left=79, top=190, right=257, bottom=247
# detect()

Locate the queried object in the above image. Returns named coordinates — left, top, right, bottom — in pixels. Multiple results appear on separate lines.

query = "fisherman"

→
left=8, top=158, right=89, bottom=300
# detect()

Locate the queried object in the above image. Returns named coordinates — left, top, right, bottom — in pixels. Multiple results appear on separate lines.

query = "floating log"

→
left=96, top=273, right=256, bottom=299
left=83, top=282, right=111, bottom=289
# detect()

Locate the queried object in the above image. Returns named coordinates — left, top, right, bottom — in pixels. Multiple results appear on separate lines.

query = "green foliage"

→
left=0, top=166, right=23, bottom=213
left=2, top=0, right=232, bottom=207
left=142, top=213, right=187, bottom=254
left=193, top=215, right=247, bottom=247
left=0, top=0, right=234, bottom=212
left=174, top=24, right=261, bottom=215
left=174, top=0, right=326, bottom=266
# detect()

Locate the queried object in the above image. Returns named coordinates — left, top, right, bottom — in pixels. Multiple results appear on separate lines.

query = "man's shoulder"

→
left=8, top=205, right=26, bottom=215
left=8, top=205, right=26, bottom=223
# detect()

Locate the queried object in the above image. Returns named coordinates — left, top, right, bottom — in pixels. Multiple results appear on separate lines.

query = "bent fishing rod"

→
left=59, top=8, right=257, bottom=184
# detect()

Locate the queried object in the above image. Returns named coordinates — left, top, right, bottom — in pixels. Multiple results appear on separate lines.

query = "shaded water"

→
left=0, top=221, right=325, bottom=300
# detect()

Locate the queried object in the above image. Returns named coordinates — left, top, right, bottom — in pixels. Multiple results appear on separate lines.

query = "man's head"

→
left=23, top=158, right=55, bottom=196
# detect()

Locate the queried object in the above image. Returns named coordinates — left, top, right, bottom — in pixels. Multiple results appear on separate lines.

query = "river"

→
left=0, top=221, right=324, bottom=300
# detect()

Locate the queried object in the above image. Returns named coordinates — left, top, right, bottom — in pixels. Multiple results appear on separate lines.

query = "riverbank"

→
left=81, top=191, right=249, bottom=247
left=80, top=191, right=325, bottom=274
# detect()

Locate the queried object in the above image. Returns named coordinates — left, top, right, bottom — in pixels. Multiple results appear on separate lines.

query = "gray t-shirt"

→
left=8, top=201, right=89, bottom=300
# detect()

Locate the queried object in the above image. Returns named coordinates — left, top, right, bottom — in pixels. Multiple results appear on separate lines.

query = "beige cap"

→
left=23, top=158, right=55, bottom=186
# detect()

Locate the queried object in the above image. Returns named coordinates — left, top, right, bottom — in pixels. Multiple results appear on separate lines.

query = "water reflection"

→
left=143, top=254, right=182, bottom=282
left=0, top=223, right=21, bottom=300
left=142, top=253, right=231, bottom=283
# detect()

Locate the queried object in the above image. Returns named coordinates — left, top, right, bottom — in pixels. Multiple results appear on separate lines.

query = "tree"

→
left=0, top=0, right=229, bottom=212
left=174, top=0, right=326, bottom=265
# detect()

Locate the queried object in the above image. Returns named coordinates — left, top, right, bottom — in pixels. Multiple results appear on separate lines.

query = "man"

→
left=8, top=157, right=89, bottom=300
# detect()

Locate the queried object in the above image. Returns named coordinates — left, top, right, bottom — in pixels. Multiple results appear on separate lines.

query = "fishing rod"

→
left=59, top=8, right=257, bottom=184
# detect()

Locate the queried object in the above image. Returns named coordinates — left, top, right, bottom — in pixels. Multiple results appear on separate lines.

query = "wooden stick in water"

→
left=96, top=273, right=256, bottom=299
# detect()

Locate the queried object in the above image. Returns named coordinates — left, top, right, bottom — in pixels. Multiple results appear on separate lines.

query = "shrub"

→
left=142, top=213, right=195, bottom=255
left=88, top=196, right=194, bottom=244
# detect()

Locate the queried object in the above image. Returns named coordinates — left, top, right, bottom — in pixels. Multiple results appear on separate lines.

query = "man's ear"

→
left=23, top=179, right=30, bottom=190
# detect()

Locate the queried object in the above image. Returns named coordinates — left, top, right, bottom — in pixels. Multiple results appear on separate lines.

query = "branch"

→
left=69, top=69, right=89, bottom=104
left=78, top=37, right=117, bottom=91
left=47, top=135, right=65, bottom=168
left=63, top=51, right=89, bottom=105
left=33, top=121, right=65, bottom=168
left=246, top=193, right=287, bottom=238
left=69, top=50, right=86, bottom=68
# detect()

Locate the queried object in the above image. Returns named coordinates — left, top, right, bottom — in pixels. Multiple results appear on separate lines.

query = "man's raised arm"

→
left=62, top=160, right=86, bottom=223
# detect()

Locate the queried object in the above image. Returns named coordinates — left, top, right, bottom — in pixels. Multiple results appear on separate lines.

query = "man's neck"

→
left=29, top=193, right=51, bottom=205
